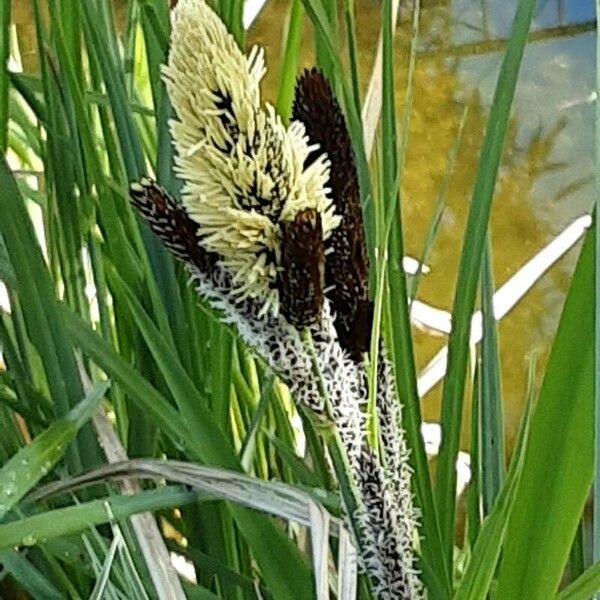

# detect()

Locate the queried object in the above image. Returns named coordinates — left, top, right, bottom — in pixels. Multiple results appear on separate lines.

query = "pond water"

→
left=248, top=0, right=596, bottom=452
left=10, top=0, right=596, bottom=453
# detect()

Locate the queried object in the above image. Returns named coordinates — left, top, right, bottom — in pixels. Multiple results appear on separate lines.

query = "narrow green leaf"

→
left=0, top=0, right=10, bottom=152
left=495, top=226, right=594, bottom=599
left=0, top=381, right=108, bottom=521
left=264, top=432, right=321, bottom=489
left=0, top=159, right=95, bottom=472
left=275, top=0, right=304, bottom=124
left=0, top=235, right=16, bottom=288
left=240, top=376, right=273, bottom=471
left=182, top=582, right=222, bottom=600
left=557, top=560, right=600, bottom=600
left=454, top=366, right=533, bottom=600
left=343, top=0, right=361, bottom=121
left=435, top=0, right=536, bottom=560
left=209, top=323, right=233, bottom=434
left=139, top=0, right=169, bottom=109
left=9, top=72, right=47, bottom=124
left=0, top=550, right=63, bottom=600
left=466, top=361, right=481, bottom=549
left=377, top=1, right=449, bottom=593
left=299, top=0, right=373, bottom=256
left=170, top=541, right=270, bottom=598
left=480, top=237, right=505, bottom=515
left=110, top=272, right=238, bottom=468
left=593, top=0, right=600, bottom=572
left=0, top=487, right=198, bottom=549
left=80, top=2, right=145, bottom=180
left=568, top=519, right=586, bottom=582
left=63, top=308, right=220, bottom=464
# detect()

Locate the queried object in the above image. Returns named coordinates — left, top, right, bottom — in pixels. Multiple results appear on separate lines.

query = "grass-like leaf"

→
left=0, top=381, right=108, bottom=521
left=435, top=0, right=536, bottom=560
left=276, top=0, right=304, bottom=123
left=556, top=560, right=600, bottom=600
left=0, top=487, right=198, bottom=550
left=454, top=362, right=533, bottom=600
left=0, top=0, right=10, bottom=152
left=480, top=237, right=505, bottom=515
left=494, top=226, right=594, bottom=598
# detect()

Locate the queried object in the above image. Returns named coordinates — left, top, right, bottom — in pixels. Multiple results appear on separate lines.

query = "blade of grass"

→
left=0, top=550, right=63, bottom=600
left=80, top=2, right=184, bottom=351
left=209, top=323, right=233, bottom=434
left=454, top=356, right=533, bottom=600
left=376, top=0, right=450, bottom=594
left=89, top=535, right=120, bottom=600
left=221, top=0, right=245, bottom=48
left=342, top=0, right=361, bottom=121
left=557, top=560, right=600, bottom=600
left=275, top=0, right=304, bottom=124
left=480, top=236, right=505, bottom=515
left=167, top=541, right=271, bottom=598
left=360, top=0, right=400, bottom=161
left=569, top=519, right=586, bottom=582
left=0, top=159, right=96, bottom=472
left=264, top=432, right=321, bottom=489
left=0, top=381, right=108, bottom=521
left=0, top=487, right=198, bottom=549
left=240, top=375, right=273, bottom=471
left=299, top=0, right=373, bottom=257
left=593, top=0, right=600, bottom=575
left=80, top=2, right=145, bottom=180
left=116, top=261, right=238, bottom=598
left=310, top=0, right=336, bottom=83
left=108, top=271, right=236, bottom=462
left=138, top=0, right=169, bottom=110
left=183, top=583, right=222, bottom=600
left=435, top=0, right=536, bottom=562
left=0, top=0, right=9, bottom=153
left=466, top=360, right=481, bottom=549
left=495, top=225, right=594, bottom=599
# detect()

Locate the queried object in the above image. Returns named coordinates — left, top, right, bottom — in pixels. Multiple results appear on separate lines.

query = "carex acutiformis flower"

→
left=128, top=1, right=420, bottom=598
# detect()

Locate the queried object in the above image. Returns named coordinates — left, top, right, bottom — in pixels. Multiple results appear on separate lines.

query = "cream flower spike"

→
left=163, top=0, right=339, bottom=314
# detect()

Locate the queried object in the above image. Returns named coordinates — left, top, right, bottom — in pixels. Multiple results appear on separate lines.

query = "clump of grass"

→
left=0, top=0, right=597, bottom=599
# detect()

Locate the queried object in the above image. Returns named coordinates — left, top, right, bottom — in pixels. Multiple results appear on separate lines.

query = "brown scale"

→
left=277, top=208, right=325, bottom=329
left=129, top=178, right=216, bottom=274
left=292, top=68, right=373, bottom=360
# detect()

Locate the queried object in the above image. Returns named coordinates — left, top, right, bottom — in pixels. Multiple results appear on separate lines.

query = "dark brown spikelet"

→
left=129, top=178, right=216, bottom=274
left=292, top=68, right=372, bottom=360
left=277, top=208, right=325, bottom=329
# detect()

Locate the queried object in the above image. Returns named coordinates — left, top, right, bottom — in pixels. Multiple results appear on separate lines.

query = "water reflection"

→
left=249, top=0, right=595, bottom=450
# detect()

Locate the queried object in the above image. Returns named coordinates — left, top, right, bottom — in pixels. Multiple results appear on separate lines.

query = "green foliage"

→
left=435, top=0, right=536, bottom=564
left=496, top=228, right=595, bottom=598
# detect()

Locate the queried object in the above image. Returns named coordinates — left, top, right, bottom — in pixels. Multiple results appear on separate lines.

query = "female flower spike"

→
left=163, top=0, right=339, bottom=316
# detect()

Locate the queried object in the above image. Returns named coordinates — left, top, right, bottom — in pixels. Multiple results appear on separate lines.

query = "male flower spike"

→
left=162, top=0, right=339, bottom=320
